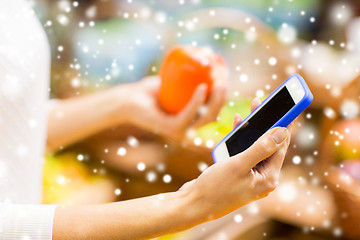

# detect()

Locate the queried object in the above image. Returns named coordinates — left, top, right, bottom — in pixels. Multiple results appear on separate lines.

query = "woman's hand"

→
left=53, top=99, right=294, bottom=240
left=122, top=75, right=227, bottom=143
left=47, top=74, right=225, bottom=152
left=178, top=98, right=293, bottom=222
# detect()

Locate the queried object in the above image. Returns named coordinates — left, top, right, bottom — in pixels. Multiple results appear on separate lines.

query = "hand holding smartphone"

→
left=212, top=73, right=313, bottom=162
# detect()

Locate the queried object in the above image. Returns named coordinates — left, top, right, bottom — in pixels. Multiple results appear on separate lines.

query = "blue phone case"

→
left=212, top=73, right=313, bottom=163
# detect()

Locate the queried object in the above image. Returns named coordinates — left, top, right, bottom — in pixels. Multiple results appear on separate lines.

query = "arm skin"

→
left=46, top=85, right=130, bottom=152
left=53, top=191, right=198, bottom=240
left=46, top=76, right=227, bottom=152
left=53, top=117, right=292, bottom=240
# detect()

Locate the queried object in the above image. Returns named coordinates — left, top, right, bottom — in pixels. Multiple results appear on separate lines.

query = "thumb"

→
left=237, top=127, right=289, bottom=170
left=177, top=84, right=207, bottom=126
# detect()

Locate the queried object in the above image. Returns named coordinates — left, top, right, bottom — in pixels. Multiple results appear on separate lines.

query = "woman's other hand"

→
left=123, top=75, right=227, bottom=143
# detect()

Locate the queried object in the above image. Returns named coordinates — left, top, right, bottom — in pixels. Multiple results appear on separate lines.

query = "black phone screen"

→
left=225, top=87, right=295, bottom=157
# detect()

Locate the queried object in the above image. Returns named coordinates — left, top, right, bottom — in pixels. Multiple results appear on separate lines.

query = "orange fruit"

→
left=324, top=119, right=360, bottom=163
left=159, top=45, right=228, bottom=114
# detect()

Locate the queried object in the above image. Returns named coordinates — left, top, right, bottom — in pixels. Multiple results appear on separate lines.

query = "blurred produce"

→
left=323, top=119, right=360, bottom=163
left=43, top=153, right=117, bottom=205
left=195, top=98, right=253, bottom=145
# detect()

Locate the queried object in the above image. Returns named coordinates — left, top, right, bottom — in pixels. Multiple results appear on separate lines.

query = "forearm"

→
left=46, top=86, right=131, bottom=152
left=53, top=191, right=202, bottom=240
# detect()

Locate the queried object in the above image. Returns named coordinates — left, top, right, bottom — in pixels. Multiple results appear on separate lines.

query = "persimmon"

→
left=159, top=45, right=228, bottom=114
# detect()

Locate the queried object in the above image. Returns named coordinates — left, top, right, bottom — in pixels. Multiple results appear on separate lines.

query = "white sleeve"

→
left=47, top=99, right=60, bottom=114
left=0, top=204, right=57, bottom=240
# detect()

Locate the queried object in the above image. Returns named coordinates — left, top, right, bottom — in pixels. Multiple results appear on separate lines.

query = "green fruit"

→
left=196, top=98, right=253, bottom=143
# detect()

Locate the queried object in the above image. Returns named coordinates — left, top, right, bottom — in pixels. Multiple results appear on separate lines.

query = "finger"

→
left=143, top=75, right=160, bottom=88
left=179, top=179, right=196, bottom=192
left=253, top=125, right=293, bottom=176
left=250, top=97, right=262, bottom=112
left=192, top=80, right=227, bottom=128
left=247, top=138, right=290, bottom=197
left=266, top=138, right=290, bottom=177
left=178, top=84, right=207, bottom=128
left=234, top=127, right=289, bottom=170
left=233, top=113, right=243, bottom=129
left=287, top=121, right=294, bottom=136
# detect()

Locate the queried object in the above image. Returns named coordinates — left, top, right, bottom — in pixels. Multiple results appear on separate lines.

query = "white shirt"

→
left=0, top=0, right=56, bottom=239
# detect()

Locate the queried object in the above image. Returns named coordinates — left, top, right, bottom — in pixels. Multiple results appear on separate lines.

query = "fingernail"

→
left=200, top=84, right=208, bottom=98
left=199, top=84, right=207, bottom=92
left=272, top=128, right=288, bottom=144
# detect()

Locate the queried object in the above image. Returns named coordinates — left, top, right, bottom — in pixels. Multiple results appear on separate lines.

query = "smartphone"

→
left=212, top=73, right=313, bottom=163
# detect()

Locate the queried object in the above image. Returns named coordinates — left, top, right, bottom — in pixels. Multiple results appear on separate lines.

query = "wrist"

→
left=174, top=181, right=211, bottom=228
left=106, top=83, right=136, bottom=126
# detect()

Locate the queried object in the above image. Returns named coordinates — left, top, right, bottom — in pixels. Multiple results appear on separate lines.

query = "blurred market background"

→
left=31, top=0, right=360, bottom=239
